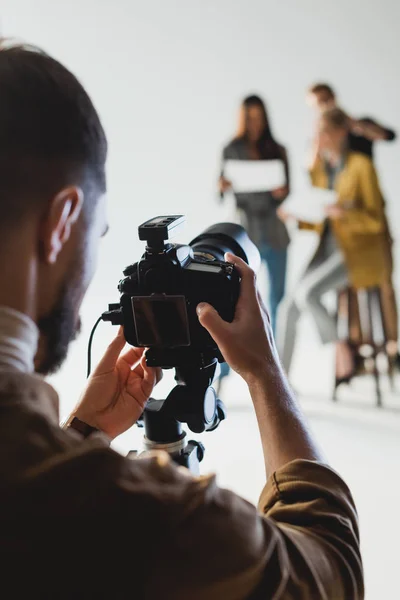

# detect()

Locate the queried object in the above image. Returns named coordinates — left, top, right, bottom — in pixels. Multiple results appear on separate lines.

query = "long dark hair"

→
left=235, top=95, right=281, bottom=159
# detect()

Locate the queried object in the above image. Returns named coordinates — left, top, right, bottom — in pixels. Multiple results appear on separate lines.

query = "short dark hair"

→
left=321, top=107, right=349, bottom=130
left=0, top=40, right=107, bottom=229
left=308, top=83, right=336, bottom=100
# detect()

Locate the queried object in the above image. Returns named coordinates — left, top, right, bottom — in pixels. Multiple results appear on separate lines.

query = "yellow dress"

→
left=301, top=151, right=390, bottom=289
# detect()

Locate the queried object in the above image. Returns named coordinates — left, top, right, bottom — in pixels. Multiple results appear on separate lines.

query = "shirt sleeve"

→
left=220, top=147, right=227, bottom=177
left=281, top=146, right=290, bottom=194
left=360, top=117, right=396, bottom=142
left=343, top=157, right=385, bottom=234
left=218, top=145, right=229, bottom=203
left=141, top=457, right=364, bottom=600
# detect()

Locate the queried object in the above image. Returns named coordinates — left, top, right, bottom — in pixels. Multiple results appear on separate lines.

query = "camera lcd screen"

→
left=131, top=295, right=190, bottom=347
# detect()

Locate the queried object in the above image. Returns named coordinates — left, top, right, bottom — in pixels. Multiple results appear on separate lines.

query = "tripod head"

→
left=137, top=361, right=226, bottom=473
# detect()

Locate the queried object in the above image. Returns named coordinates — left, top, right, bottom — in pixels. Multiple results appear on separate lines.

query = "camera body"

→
left=118, top=216, right=241, bottom=367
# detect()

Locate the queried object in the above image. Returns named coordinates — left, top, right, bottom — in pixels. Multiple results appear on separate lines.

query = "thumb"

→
left=196, top=303, right=228, bottom=343
left=93, top=327, right=126, bottom=375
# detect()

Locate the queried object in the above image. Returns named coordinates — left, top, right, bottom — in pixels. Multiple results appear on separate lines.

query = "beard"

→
left=36, top=283, right=82, bottom=376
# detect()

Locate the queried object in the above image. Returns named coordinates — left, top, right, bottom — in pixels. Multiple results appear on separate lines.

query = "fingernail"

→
left=196, top=303, right=207, bottom=316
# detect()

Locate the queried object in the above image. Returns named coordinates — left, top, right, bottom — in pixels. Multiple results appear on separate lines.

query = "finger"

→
left=120, top=346, right=145, bottom=369
left=256, top=290, right=271, bottom=323
left=225, top=253, right=257, bottom=294
left=131, top=358, right=145, bottom=379
left=225, top=253, right=258, bottom=311
left=141, top=361, right=163, bottom=395
left=113, top=347, right=146, bottom=383
left=136, top=353, right=148, bottom=379
left=142, top=361, right=163, bottom=387
left=93, top=327, right=126, bottom=374
left=196, top=302, right=228, bottom=344
left=140, top=354, right=163, bottom=385
left=155, top=367, right=163, bottom=385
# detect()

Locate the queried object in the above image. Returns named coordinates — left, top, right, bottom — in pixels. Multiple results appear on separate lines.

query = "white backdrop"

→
left=1, top=0, right=399, bottom=415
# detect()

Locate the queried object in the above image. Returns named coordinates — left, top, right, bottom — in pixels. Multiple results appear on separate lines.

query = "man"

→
left=307, top=83, right=396, bottom=159
left=307, top=82, right=398, bottom=363
left=0, top=43, right=363, bottom=599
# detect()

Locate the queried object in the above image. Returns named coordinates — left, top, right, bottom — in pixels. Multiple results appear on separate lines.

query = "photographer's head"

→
left=0, top=41, right=108, bottom=374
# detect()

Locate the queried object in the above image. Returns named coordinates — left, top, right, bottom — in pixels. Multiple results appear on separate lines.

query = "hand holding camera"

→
left=197, top=253, right=276, bottom=384
left=72, top=329, right=162, bottom=439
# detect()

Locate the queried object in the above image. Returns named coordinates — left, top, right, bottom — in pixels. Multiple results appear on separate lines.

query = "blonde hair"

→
left=320, top=107, right=349, bottom=130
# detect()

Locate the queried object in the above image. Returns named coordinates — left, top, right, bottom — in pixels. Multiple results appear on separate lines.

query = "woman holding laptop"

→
left=277, top=108, right=390, bottom=385
left=219, top=94, right=290, bottom=334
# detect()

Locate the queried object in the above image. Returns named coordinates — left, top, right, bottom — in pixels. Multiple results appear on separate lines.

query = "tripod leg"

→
left=367, top=289, right=383, bottom=408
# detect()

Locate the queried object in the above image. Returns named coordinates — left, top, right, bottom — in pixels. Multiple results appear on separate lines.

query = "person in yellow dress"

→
left=277, top=108, right=391, bottom=383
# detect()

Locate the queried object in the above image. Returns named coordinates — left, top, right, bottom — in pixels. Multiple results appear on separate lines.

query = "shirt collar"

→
left=0, top=305, right=39, bottom=373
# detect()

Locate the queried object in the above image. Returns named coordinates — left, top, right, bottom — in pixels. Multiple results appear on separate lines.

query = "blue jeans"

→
left=218, top=243, right=287, bottom=381
left=258, top=243, right=287, bottom=335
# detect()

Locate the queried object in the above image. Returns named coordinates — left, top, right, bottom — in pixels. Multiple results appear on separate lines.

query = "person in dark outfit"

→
left=219, top=95, right=290, bottom=334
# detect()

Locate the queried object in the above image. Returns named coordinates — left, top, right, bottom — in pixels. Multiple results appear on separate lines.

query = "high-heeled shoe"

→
left=393, top=353, right=400, bottom=371
left=334, top=344, right=364, bottom=392
left=334, top=374, right=353, bottom=389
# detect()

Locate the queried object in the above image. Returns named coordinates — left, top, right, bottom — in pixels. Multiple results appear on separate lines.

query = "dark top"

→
left=0, top=371, right=364, bottom=599
left=348, top=117, right=396, bottom=159
left=221, top=138, right=290, bottom=249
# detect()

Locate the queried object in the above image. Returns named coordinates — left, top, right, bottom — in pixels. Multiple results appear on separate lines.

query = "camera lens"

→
left=189, top=223, right=260, bottom=272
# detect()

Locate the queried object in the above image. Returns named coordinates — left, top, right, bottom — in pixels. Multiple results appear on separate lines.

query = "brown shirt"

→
left=0, top=372, right=363, bottom=599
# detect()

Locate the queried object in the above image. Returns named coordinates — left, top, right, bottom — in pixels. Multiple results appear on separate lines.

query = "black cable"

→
left=87, top=316, right=103, bottom=378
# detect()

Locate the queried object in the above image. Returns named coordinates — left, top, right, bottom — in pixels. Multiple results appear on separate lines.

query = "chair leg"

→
left=333, top=288, right=351, bottom=403
left=332, top=384, right=338, bottom=402
left=367, top=289, right=383, bottom=408
left=372, top=352, right=382, bottom=407
left=332, top=350, right=338, bottom=402
left=388, top=355, right=396, bottom=392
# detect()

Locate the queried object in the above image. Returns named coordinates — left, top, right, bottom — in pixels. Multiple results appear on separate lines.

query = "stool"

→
left=334, top=286, right=395, bottom=406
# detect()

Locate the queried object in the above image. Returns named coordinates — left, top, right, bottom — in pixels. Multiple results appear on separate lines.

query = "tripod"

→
left=133, top=359, right=226, bottom=474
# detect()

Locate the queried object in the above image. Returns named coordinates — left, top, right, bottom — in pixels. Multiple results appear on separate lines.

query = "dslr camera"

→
left=106, top=215, right=259, bottom=369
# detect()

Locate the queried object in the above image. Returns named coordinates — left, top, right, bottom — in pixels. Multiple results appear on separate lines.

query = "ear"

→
left=40, top=187, right=84, bottom=265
